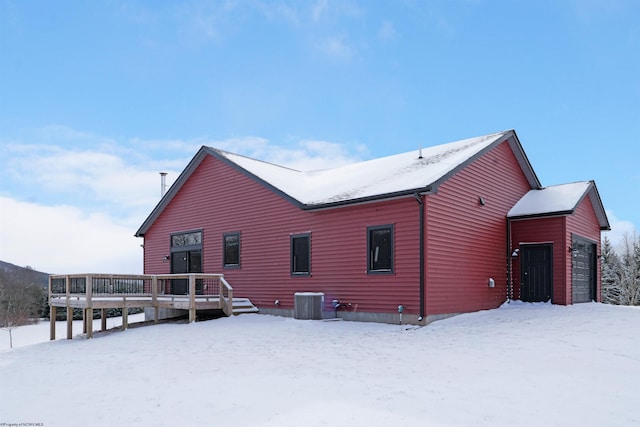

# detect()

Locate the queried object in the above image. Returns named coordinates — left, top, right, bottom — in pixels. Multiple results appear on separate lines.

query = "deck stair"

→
left=232, top=297, right=259, bottom=315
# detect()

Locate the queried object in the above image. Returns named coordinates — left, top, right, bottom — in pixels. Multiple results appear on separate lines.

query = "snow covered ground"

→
left=0, top=313, right=146, bottom=350
left=1, top=302, right=638, bottom=427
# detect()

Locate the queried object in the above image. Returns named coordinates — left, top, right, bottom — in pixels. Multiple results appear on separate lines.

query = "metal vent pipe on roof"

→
left=160, top=172, right=168, bottom=197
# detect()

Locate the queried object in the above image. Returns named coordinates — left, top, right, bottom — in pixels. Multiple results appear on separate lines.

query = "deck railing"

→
left=50, top=274, right=151, bottom=296
left=49, top=273, right=233, bottom=340
left=220, top=276, right=233, bottom=317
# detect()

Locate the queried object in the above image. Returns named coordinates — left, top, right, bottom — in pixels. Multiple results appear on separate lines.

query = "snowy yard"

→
left=1, top=302, right=638, bottom=427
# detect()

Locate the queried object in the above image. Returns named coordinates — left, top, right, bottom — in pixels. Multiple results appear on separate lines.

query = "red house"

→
left=135, top=130, right=610, bottom=324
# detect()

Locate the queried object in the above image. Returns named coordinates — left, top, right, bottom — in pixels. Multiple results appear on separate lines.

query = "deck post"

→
left=66, top=275, right=72, bottom=339
left=82, top=309, right=87, bottom=334
left=189, top=274, right=196, bottom=323
left=86, top=275, right=93, bottom=339
left=66, top=306, right=73, bottom=339
left=218, top=277, right=223, bottom=310
left=152, top=275, right=158, bottom=323
left=101, top=309, right=107, bottom=331
left=85, top=309, right=93, bottom=339
left=122, top=299, right=128, bottom=331
left=50, top=306, right=56, bottom=341
left=49, top=276, right=55, bottom=341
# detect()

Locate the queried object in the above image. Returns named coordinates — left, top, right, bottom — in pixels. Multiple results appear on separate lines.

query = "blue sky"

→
left=0, top=0, right=638, bottom=273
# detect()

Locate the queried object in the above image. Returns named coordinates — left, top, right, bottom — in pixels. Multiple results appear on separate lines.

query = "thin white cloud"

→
left=257, top=0, right=362, bottom=27
left=256, top=1, right=301, bottom=27
left=39, top=124, right=117, bottom=145
left=175, top=0, right=241, bottom=42
left=4, top=144, right=175, bottom=216
left=266, top=139, right=367, bottom=171
left=602, top=209, right=638, bottom=251
left=210, top=136, right=271, bottom=158
left=128, top=136, right=204, bottom=155
left=211, top=137, right=366, bottom=170
left=0, top=197, right=143, bottom=274
left=159, top=0, right=366, bottom=61
left=112, top=0, right=159, bottom=25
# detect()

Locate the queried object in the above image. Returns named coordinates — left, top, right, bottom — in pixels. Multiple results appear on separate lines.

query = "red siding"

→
left=509, top=216, right=567, bottom=304
left=144, top=155, right=421, bottom=315
left=143, top=141, right=544, bottom=318
left=566, top=196, right=602, bottom=303
left=425, top=141, right=532, bottom=315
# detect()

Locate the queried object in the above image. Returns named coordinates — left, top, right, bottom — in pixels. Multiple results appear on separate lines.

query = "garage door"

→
left=572, top=238, right=596, bottom=303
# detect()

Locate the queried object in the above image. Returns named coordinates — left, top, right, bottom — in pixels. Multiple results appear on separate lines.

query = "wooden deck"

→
left=49, top=273, right=257, bottom=340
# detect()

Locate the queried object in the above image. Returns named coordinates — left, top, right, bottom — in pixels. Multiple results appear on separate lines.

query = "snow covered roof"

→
left=508, top=182, right=591, bottom=217
left=136, top=129, right=540, bottom=236
left=508, top=181, right=610, bottom=230
left=208, top=130, right=532, bottom=207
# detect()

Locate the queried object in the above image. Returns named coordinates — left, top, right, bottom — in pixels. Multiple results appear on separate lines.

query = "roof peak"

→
left=210, top=130, right=513, bottom=175
left=211, top=130, right=513, bottom=206
left=206, top=146, right=302, bottom=173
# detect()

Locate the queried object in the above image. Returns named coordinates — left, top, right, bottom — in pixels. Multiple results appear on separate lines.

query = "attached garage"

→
left=508, top=181, right=610, bottom=305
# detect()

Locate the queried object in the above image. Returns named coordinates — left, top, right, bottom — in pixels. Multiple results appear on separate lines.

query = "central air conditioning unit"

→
left=294, top=292, right=324, bottom=320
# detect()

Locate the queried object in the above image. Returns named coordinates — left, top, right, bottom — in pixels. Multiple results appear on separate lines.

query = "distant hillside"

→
left=0, top=260, right=49, bottom=289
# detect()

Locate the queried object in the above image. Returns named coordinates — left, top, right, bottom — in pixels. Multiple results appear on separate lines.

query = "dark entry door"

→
left=171, top=250, right=202, bottom=295
left=572, top=238, right=595, bottom=303
left=521, top=244, right=553, bottom=302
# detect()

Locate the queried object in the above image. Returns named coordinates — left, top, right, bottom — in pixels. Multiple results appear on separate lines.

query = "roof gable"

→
left=210, top=129, right=539, bottom=207
left=136, top=130, right=541, bottom=236
left=508, top=181, right=610, bottom=230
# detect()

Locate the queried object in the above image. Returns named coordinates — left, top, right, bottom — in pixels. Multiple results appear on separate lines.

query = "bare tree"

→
left=0, top=267, right=44, bottom=348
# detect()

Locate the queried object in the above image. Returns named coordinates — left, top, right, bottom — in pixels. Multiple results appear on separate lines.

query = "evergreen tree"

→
left=601, top=236, right=622, bottom=304
left=620, top=234, right=640, bottom=305
left=603, top=232, right=640, bottom=306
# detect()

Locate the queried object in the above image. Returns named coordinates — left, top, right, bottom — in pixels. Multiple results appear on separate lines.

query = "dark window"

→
left=291, top=233, right=311, bottom=275
left=368, top=225, right=393, bottom=273
left=223, top=233, right=240, bottom=268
